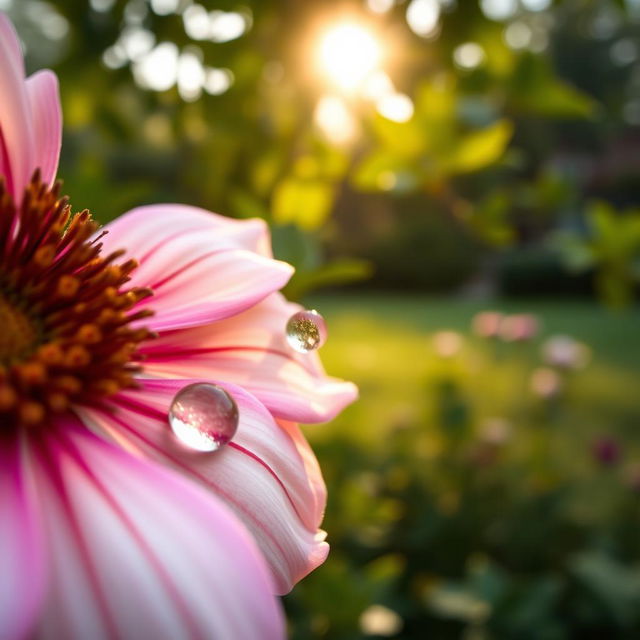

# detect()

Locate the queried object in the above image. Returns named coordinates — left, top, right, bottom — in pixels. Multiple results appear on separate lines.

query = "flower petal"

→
left=30, top=417, right=284, bottom=639
left=25, top=70, right=62, bottom=187
left=0, top=434, right=47, bottom=640
left=99, top=205, right=293, bottom=332
left=77, top=378, right=330, bottom=594
left=142, top=293, right=358, bottom=423
left=0, top=14, right=34, bottom=198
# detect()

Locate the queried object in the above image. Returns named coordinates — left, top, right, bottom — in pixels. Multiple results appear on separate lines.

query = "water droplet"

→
left=168, top=383, right=239, bottom=452
left=286, top=309, right=327, bottom=353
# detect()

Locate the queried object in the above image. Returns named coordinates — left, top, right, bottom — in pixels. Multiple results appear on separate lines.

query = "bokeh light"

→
left=406, top=0, right=441, bottom=38
left=314, top=95, right=359, bottom=145
left=376, top=92, right=414, bottom=122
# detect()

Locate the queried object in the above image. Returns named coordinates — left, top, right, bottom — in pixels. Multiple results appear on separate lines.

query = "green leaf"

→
left=370, top=115, right=428, bottom=159
left=510, top=54, right=597, bottom=119
left=251, top=149, right=284, bottom=197
left=283, top=259, right=373, bottom=299
left=570, top=551, right=640, bottom=626
left=271, top=178, right=336, bottom=230
left=351, top=151, right=417, bottom=192
left=470, top=191, right=516, bottom=247
left=447, top=120, right=513, bottom=173
left=228, top=188, right=269, bottom=219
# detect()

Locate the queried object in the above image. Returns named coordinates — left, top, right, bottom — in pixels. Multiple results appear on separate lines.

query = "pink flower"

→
left=471, top=311, right=503, bottom=339
left=541, top=335, right=591, bottom=371
left=0, top=14, right=356, bottom=637
left=530, top=367, right=562, bottom=399
left=498, top=313, right=539, bottom=343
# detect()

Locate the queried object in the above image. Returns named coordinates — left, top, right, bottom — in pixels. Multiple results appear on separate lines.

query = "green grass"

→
left=304, top=294, right=640, bottom=447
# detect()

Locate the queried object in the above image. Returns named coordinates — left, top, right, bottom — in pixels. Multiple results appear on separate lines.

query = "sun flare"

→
left=317, top=22, right=382, bottom=92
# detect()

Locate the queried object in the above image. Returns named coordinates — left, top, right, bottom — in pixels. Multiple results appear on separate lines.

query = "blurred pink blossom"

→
left=530, top=367, right=563, bottom=399
left=499, top=313, right=540, bottom=342
left=624, top=463, right=640, bottom=492
left=471, top=311, right=503, bottom=339
left=542, top=335, right=591, bottom=371
left=591, top=436, right=621, bottom=467
left=433, top=330, right=463, bottom=358
left=479, top=417, right=512, bottom=445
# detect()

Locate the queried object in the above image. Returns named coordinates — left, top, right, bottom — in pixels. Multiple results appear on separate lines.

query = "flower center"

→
left=0, top=292, right=40, bottom=363
left=0, top=172, right=154, bottom=428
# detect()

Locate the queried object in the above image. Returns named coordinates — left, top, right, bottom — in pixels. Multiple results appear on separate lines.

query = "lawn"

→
left=286, top=294, right=640, bottom=639
left=308, top=294, right=640, bottom=447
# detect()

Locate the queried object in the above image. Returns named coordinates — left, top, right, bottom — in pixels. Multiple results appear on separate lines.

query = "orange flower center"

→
left=0, top=292, right=40, bottom=362
left=0, top=171, right=154, bottom=427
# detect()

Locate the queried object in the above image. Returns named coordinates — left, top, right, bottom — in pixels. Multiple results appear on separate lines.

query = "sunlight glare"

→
left=366, top=0, right=395, bottom=13
left=406, top=0, right=440, bottom=38
left=314, top=95, right=358, bottom=145
left=318, top=22, right=382, bottom=92
left=362, top=70, right=395, bottom=101
left=376, top=93, right=414, bottom=122
left=177, top=51, right=205, bottom=101
left=204, top=68, right=234, bottom=95
left=133, top=42, right=179, bottom=91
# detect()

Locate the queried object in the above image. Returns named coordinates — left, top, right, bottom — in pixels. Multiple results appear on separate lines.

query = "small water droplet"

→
left=168, top=383, right=239, bottom=452
left=286, top=309, right=327, bottom=353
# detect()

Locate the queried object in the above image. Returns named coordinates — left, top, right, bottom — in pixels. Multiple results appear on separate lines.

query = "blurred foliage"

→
left=285, top=294, right=640, bottom=639
left=7, top=0, right=640, bottom=303
left=555, top=201, right=640, bottom=307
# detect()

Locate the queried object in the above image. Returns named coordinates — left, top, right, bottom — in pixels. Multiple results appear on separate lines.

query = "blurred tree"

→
left=6, top=0, right=640, bottom=302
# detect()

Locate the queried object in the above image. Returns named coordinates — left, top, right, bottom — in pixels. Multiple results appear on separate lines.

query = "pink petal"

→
left=99, top=205, right=293, bottom=332
left=0, top=434, right=47, bottom=640
left=30, top=417, right=284, bottom=639
left=0, top=14, right=34, bottom=198
left=102, top=203, right=276, bottom=257
left=25, top=70, right=61, bottom=187
left=78, top=378, right=330, bottom=594
left=142, top=293, right=358, bottom=423
left=0, top=14, right=24, bottom=73
left=277, top=418, right=327, bottom=515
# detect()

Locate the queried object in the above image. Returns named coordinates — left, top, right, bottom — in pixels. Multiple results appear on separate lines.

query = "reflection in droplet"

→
left=169, top=383, right=239, bottom=452
left=286, top=310, right=327, bottom=353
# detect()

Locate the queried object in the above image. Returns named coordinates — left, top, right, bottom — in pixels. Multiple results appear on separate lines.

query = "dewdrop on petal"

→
left=169, top=383, right=239, bottom=452
left=286, top=310, right=327, bottom=353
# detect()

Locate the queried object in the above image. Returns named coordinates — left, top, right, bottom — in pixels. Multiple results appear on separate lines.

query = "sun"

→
left=317, top=21, right=382, bottom=92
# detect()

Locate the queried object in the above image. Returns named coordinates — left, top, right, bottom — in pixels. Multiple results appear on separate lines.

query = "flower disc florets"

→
left=0, top=171, right=154, bottom=427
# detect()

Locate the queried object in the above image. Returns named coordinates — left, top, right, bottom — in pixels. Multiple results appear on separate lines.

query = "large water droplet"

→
left=286, top=309, right=327, bottom=353
left=168, top=383, right=239, bottom=452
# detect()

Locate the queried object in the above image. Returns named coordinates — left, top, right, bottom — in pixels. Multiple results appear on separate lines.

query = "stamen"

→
left=0, top=172, right=154, bottom=428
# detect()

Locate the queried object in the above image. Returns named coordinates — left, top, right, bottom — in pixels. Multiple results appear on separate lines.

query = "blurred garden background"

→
left=6, top=0, right=640, bottom=636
